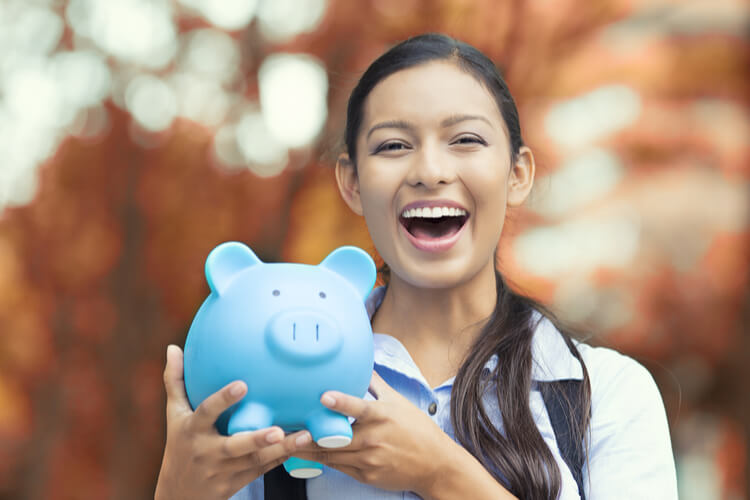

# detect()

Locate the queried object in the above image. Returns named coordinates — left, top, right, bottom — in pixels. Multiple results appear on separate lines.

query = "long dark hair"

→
left=344, top=33, right=591, bottom=499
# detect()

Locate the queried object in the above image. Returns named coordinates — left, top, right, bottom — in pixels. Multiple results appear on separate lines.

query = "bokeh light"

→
left=1, top=2, right=64, bottom=57
left=236, top=111, right=290, bottom=176
left=170, top=73, right=232, bottom=128
left=0, top=0, right=334, bottom=215
left=67, top=0, right=177, bottom=69
left=125, top=74, right=178, bottom=132
left=258, top=53, right=329, bottom=148
left=53, top=50, right=112, bottom=111
left=257, top=0, right=328, bottom=42
left=531, top=148, right=624, bottom=217
left=178, top=0, right=259, bottom=31
left=513, top=208, right=641, bottom=276
left=545, top=85, right=642, bottom=150
left=178, top=29, right=241, bottom=85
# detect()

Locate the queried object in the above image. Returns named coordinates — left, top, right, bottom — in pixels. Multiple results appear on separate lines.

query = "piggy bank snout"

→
left=265, top=310, right=343, bottom=364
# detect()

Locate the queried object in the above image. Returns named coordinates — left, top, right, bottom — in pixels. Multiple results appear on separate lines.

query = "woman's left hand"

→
left=292, top=370, right=459, bottom=495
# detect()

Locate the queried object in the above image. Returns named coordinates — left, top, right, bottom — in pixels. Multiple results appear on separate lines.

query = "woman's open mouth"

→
left=398, top=205, right=469, bottom=253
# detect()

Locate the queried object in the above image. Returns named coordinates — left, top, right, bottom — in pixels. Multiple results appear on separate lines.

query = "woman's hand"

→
left=292, top=370, right=459, bottom=496
left=154, top=345, right=312, bottom=500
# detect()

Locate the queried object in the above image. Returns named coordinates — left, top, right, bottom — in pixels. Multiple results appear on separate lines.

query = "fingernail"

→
left=321, top=394, right=336, bottom=407
left=266, top=429, right=283, bottom=444
left=229, top=382, right=245, bottom=397
left=295, top=432, right=312, bottom=446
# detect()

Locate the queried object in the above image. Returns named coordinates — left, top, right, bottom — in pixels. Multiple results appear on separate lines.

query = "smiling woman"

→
left=337, top=59, right=530, bottom=291
left=155, top=33, right=679, bottom=500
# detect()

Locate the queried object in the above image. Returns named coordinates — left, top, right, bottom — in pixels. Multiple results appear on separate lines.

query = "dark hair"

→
left=344, top=33, right=591, bottom=499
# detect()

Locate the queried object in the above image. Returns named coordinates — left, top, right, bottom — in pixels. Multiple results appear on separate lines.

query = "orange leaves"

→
left=0, top=1, right=744, bottom=498
left=71, top=295, right=118, bottom=344
left=283, top=165, right=374, bottom=265
left=41, top=434, right=112, bottom=500
left=47, top=212, right=123, bottom=294
left=0, top=376, right=32, bottom=442
left=132, top=120, right=298, bottom=322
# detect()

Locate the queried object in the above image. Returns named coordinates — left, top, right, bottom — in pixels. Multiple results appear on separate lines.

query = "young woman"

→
left=155, top=34, right=678, bottom=500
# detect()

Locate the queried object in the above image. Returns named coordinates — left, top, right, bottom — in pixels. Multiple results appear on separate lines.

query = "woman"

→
left=155, top=33, right=678, bottom=500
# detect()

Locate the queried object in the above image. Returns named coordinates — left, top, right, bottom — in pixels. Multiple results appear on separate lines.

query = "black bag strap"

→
left=263, top=381, right=587, bottom=500
left=263, top=464, right=307, bottom=500
left=539, top=379, right=587, bottom=500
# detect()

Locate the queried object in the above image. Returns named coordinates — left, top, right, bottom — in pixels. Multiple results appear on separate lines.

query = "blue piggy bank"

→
left=183, top=242, right=376, bottom=478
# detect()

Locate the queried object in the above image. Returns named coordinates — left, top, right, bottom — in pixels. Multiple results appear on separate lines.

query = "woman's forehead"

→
left=360, top=61, right=505, bottom=132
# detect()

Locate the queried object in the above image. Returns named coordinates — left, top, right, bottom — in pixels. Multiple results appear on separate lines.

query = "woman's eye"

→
left=376, top=141, right=409, bottom=153
left=454, top=135, right=486, bottom=145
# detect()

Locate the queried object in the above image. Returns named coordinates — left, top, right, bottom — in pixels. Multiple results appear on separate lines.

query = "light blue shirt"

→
left=233, top=287, right=678, bottom=499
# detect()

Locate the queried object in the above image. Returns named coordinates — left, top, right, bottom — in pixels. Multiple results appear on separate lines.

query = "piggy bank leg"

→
left=306, top=409, right=352, bottom=448
left=227, top=401, right=273, bottom=434
left=283, top=457, right=323, bottom=478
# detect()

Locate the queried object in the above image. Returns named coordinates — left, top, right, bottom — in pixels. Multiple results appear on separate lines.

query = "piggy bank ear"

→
left=319, top=246, right=376, bottom=300
left=205, top=242, right=263, bottom=295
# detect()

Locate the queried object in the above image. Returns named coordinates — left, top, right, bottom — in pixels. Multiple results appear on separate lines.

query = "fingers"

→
left=224, top=432, right=309, bottom=500
left=321, top=391, right=375, bottom=421
left=319, top=370, right=395, bottom=420
left=163, top=344, right=192, bottom=418
left=191, top=380, right=247, bottom=430
left=250, top=431, right=312, bottom=467
left=293, top=449, right=361, bottom=468
left=222, top=427, right=284, bottom=458
left=224, top=430, right=311, bottom=471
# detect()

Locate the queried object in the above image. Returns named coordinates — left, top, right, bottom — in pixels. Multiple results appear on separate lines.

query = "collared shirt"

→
left=233, top=287, right=678, bottom=499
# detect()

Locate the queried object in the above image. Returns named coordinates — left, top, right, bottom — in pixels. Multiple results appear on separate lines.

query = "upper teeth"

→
left=401, top=207, right=468, bottom=218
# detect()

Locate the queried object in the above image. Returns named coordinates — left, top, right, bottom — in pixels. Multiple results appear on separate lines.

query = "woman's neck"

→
left=371, top=259, right=498, bottom=387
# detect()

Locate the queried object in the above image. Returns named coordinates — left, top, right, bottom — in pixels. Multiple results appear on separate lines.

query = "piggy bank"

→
left=183, top=242, right=376, bottom=478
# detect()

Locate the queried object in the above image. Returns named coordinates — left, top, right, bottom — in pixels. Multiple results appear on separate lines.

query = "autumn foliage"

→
left=0, top=0, right=748, bottom=498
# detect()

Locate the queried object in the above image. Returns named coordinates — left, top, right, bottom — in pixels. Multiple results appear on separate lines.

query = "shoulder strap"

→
left=540, top=379, right=586, bottom=500
left=263, top=465, right=307, bottom=500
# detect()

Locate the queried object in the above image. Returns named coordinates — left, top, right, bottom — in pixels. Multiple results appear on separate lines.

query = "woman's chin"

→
left=389, top=258, right=481, bottom=290
left=375, top=223, right=497, bottom=290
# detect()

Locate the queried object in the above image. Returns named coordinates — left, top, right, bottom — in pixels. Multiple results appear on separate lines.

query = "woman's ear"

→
left=507, top=146, right=535, bottom=207
left=335, top=153, right=364, bottom=215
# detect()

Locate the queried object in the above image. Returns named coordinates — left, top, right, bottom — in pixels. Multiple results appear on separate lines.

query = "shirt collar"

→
left=528, top=309, right=583, bottom=381
left=364, top=286, right=582, bottom=384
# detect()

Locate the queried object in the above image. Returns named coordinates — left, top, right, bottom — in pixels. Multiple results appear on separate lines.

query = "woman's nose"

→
left=405, top=145, right=456, bottom=188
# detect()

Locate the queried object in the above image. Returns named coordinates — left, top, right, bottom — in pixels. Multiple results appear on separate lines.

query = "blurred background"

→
left=0, top=0, right=747, bottom=498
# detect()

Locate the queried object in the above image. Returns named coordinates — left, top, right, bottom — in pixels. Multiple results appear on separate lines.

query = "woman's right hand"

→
left=154, top=344, right=312, bottom=500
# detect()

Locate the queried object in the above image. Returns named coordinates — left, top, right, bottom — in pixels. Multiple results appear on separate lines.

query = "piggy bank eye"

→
left=319, top=291, right=326, bottom=299
left=272, top=290, right=280, bottom=296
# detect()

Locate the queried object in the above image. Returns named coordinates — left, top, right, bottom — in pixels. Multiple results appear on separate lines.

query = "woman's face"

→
left=337, top=61, right=534, bottom=289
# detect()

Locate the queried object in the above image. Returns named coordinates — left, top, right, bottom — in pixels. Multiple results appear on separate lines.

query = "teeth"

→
left=401, top=206, right=468, bottom=218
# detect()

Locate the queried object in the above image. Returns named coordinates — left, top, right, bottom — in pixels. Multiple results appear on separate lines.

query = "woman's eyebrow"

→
left=366, top=114, right=493, bottom=139
left=366, top=119, right=414, bottom=139
left=440, top=114, right=493, bottom=128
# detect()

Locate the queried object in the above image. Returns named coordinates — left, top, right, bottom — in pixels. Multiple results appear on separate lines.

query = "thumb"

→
left=163, top=344, right=192, bottom=418
left=368, top=369, right=395, bottom=400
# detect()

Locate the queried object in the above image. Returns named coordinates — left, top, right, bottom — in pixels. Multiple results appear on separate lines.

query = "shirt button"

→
left=428, top=402, right=437, bottom=415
